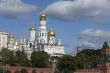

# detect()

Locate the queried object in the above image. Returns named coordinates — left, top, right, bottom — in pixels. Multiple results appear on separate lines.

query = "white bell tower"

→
left=38, top=13, right=47, bottom=44
left=29, top=26, right=36, bottom=42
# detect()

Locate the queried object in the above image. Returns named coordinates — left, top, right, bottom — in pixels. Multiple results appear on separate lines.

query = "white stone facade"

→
left=0, top=31, right=7, bottom=50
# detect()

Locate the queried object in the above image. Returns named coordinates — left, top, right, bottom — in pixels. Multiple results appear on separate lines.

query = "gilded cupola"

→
left=8, top=33, right=14, bottom=44
left=9, top=33, right=14, bottom=38
left=40, top=13, right=46, bottom=21
left=48, top=28, right=55, bottom=37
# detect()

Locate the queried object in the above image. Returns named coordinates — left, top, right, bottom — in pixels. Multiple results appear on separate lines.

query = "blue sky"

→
left=1, top=0, right=110, bottom=54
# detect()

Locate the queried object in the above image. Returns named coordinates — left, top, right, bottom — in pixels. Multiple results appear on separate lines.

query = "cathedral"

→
left=0, top=13, right=65, bottom=58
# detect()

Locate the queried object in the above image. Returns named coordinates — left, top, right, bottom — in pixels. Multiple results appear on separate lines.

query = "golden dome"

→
left=30, top=26, right=36, bottom=31
left=9, top=33, right=14, bottom=38
left=48, top=28, right=55, bottom=37
left=40, top=13, right=46, bottom=20
left=1, top=32, right=6, bottom=35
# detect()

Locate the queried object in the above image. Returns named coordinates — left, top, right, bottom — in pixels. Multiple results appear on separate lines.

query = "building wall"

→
left=5, top=66, right=52, bottom=73
left=44, top=45, right=65, bottom=56
left=74, top=69, right=101, bottom=73
left=0, top=32, right=7, bottom=50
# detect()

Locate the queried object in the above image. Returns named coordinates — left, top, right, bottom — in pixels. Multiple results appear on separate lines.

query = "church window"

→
left=29, top=43, right=32, bottom=48
left=42, top=33, right=44, bottom=36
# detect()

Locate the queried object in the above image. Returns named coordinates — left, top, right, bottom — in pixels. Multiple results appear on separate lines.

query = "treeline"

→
left=0, top=48, right=102, bottom=73
left=57, top=49, right=101, bottom=73
left=0, top=48, right=50, bottom=68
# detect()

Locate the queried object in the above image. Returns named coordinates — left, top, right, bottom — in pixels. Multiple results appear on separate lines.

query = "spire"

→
left=76, top=36, right=80, bottom=54
left=76, top=42, right=80, bottom=54
left=102, top=41, right=109, bottom=49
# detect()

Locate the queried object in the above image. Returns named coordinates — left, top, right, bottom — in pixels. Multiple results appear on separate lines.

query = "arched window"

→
left=29, top=43, right=32, bottom=48
left=42, top=33, right=44, bottom=36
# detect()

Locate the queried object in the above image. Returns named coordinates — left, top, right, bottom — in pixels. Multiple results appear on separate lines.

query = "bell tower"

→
left=29, top=26, right=36, bottom=42
left=38, top=13, right=47, bottom=44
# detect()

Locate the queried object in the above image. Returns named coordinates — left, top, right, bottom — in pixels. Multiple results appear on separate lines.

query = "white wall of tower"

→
left=38, top=14, right=47, bottom=44
left=29, top=30, right=36, bottom=42
left=0, top=32, right=7, bottom=50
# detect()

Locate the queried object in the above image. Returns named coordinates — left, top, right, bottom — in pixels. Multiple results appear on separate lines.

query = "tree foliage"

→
left=1, top=48, right=15, bottom=65
left=57, top=49, right=102, bottom=73
left=15, top=50, right=30, bottom=66
left=31, top=51, right=50, bottom=68
left=57, top=55, right=75, bottom=73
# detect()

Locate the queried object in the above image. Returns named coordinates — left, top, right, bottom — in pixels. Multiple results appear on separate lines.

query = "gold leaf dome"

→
left=9, top=33, right=14, bottom=38
left=48, top=28, right=55, bottom=37
left=40, top=13, right=46, bottom=20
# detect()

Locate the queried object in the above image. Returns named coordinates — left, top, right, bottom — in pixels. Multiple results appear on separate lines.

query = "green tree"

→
left=57, top=55, right=75, bottom=73
left=74, top=53, right=90, bottom=69
left=77, top=49, right=101, bottom=68
left=15, top=50, right=30, bottom=66
left=31, top=51, right=49, bottom=68
left=20, top=69, right=28, bottom=73
left=1, top=48, right=15, bottom=65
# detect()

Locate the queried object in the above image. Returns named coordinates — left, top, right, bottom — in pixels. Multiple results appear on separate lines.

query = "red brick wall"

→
left=4, top=66, right=52, bottom=73
left=74, top=69, right=101, bottom=73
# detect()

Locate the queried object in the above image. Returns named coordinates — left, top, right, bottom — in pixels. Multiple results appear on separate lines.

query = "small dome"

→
left=40, top=13, right=46, bottom=20
left=30, top=26, right=36, bottom=31
left=48, top=28, right=55, bottom=37
left=9, top=33, right=14, bottom=38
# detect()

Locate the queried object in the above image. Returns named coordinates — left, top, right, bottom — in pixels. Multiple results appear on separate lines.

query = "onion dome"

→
left=8, top=33, right=14, bottom=43
left=40, top=13, right=46, bottom=20
left=48, top=28, right=55, bottom=37
left=30, top=26, right=36, bottom=31
left=9, top=33, right=14, bottom=38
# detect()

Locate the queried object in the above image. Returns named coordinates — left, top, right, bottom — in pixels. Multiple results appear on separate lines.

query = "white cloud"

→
left=80, top=29, right=110, bottom=49
left=80, top=29, right=110, bottom=38
left=0, top=0, right=36, bottom=17
left=44, top=0, right=110, bottom=22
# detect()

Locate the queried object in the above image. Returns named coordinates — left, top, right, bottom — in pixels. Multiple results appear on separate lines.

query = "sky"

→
left=1, top=0, right=110, bottom=54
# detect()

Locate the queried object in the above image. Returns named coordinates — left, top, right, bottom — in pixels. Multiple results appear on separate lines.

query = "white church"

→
left=0, top=13, right=65, bottom=57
